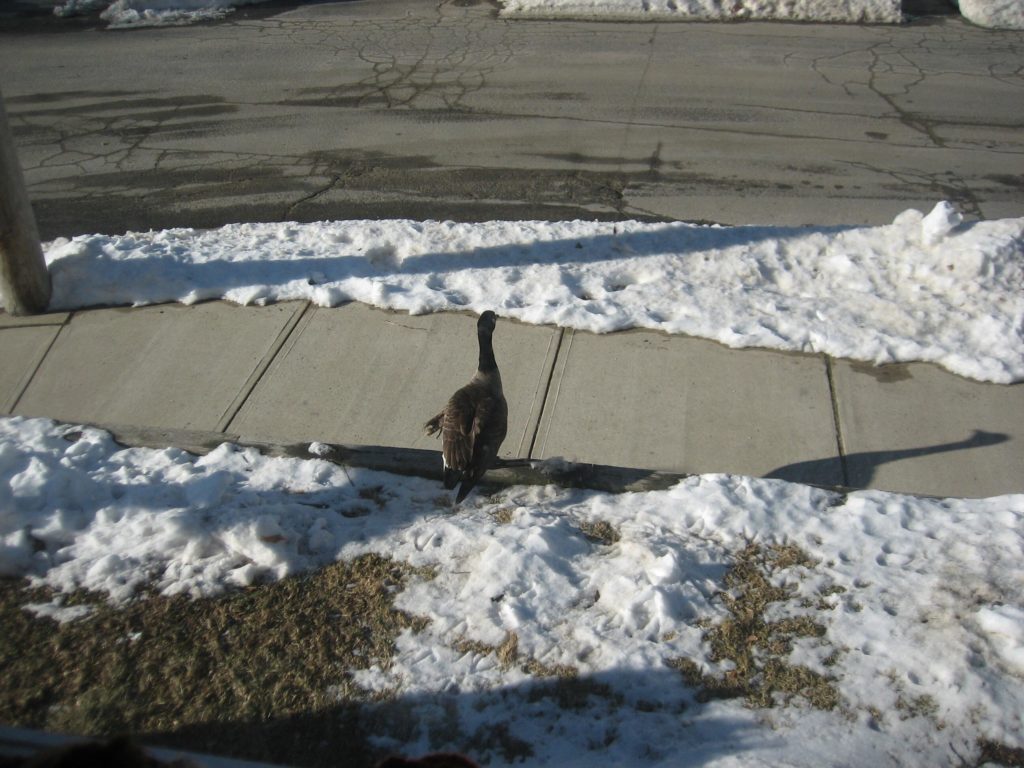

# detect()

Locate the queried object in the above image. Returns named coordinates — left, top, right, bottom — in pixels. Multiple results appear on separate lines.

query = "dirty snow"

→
left=2, top=416, right=1023, bottom=766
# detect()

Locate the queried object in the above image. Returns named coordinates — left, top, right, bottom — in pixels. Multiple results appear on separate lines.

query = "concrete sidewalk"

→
left=2, top=301, right=1021, bottom=498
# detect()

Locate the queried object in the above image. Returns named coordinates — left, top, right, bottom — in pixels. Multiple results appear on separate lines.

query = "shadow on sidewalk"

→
left=766, top=429, right=1009, bottom=488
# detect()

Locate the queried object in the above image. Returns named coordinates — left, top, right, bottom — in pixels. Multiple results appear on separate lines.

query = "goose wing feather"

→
left=441, top=385, right=478, bottom=473
left=455, top=393, right=507, bottom=503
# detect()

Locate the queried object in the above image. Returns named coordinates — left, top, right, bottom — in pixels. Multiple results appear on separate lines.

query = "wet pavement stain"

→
left=849, top=360, right=913, bottom=383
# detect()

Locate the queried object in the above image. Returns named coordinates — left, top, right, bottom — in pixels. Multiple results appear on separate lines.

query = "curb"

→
left=83, top=420, right=855, bottom=497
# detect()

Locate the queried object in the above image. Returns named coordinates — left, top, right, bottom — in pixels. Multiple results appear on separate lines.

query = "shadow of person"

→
left=766, top=430, right=1009, bottom=488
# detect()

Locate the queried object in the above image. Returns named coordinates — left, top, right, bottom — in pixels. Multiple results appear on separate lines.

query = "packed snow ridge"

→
left=34, top=202, right=1024, bottom=384
left=499, top=0, right=902, bottom=23
left=499, top=0, right=1024, bottom=27
left=49, top=0, right=1024, bottom=28
left=2, top=416, right=1023, bottom=767
left=53, top=0, right=257, bottom=27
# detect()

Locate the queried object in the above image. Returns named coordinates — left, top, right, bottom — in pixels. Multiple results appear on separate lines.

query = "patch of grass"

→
left=357, top=485, right=389, bottom=508
left=668, top=543, right=839, bottom=711
left=896, top=693, right=940, bottom=721
left=496, top=631, right=519, bottom=669
left=577, top=519, right=621, bottom=546
left=488, top=507, right=515, bottom=525
left=978, top=739, right=1024, bottom=767
left=0, top=554, right=429, bottom=767
left=451, top=635, right=499, bottom=659
left=522, top=657, right=578, bottom=679
left=452, top=631, right=576, bottom=678
left=464, top=721, right=533, bottom=763
left=526, top=676, right=622, bottom=712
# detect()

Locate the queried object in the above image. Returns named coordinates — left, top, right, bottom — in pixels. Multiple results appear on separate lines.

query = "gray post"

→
left=0, top=87, right=51, bottom=315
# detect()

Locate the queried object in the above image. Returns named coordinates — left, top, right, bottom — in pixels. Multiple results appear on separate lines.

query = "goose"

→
left=424, top=310, right=508, bottom=503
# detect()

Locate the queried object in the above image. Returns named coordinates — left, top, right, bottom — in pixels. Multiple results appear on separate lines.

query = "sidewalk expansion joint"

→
left=526, top=327, right=568, bottom=461
left=824, top=355, right=850, bottom=487
left=7, top=315, right=70, bottom=414
left=216, top=302, right=313, bottom=434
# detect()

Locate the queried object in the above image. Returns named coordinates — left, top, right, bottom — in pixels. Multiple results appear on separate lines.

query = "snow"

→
left=50, top=0, right=904, bottom=25
left=44, top=0, right=1024, bottom=29
left=33, top=202, right=1024, bottom=384
left=2, top=415, right=1023, bottom=766
left=498, top=0, right=902, bottom=23
left=959, top=0, right=1024, bottom=29
left=977, top=604, right=1024, bottom=672
left=53, top=0, right=259, bottom=27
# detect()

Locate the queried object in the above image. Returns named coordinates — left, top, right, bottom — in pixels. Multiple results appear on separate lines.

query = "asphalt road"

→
left=1, top=0, right=1022, bottom=239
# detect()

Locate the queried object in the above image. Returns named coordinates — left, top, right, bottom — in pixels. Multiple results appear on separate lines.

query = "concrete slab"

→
left=833, top=360, right=1024, bottom=498
left=14, top=301, right=306, bottom=431
left=0, top=311, right=69, bottom=328
left=532, top=329, right=842, bottom=484
left=0, top=324, right=61, bottom=414
left=230, top=303, right=561, bottom=458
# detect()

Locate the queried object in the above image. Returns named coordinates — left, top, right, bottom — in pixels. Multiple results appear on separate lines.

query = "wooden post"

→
left=0, top=87, right=51, bottom=315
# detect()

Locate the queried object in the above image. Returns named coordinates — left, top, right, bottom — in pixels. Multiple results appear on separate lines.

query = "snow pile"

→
left=45, top=0, right=1024, bottom=27
left=36, top=203, right=1024, bottom=383
left=47, top=0, right=907, bottom=26
left=53, top=0, right=263, bottom=27
left=498, top=0, right=902, bottom=22
left=2, top=416, right=1023, bottom=766
left=958, top=0, right=1024, bottom=29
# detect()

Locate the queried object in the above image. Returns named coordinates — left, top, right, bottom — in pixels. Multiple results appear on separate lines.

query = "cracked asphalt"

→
left=1, top=0, right=1023, bottom=238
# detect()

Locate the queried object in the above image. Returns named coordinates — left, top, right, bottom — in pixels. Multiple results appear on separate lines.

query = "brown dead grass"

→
left=577, top=519, right=621, bottom=546
left=0, top=554, right=429, bottom=767
left=669, top=543, right=839, bottom=710
left=979, top=739, right=1024, bottom=767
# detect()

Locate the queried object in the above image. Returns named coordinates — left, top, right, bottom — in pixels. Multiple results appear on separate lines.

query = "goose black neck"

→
left=477, top=327, right=498, bottom=372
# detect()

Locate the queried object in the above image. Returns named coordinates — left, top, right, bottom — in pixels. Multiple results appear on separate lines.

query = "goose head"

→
left=478, top=310, right=498, bottom=334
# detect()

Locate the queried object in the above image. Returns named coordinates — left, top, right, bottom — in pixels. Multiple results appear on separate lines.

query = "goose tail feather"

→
left=424, top=413, right=443, bottom=437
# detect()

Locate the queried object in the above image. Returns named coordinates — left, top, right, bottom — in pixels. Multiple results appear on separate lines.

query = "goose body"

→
left=424, top=311, right=508, bottom=503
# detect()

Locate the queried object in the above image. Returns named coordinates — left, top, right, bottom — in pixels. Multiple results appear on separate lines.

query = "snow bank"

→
left=2, top=415, right=1023, bottom=766
left=958, top=0, right=1024, bottom=29
left=36, top=203, right=1024, bottom=383
left=498, top=0, right=903, bottom=22
left=53, top=0, right=266, bottom=27
left=49, top=0, right=905, bottom=26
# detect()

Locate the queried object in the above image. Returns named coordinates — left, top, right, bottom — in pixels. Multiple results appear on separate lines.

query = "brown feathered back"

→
left=424, top=312, right=507, bottom=503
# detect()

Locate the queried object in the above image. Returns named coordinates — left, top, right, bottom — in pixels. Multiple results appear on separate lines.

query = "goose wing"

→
left=455, top=392, right=508, bottom=503
left=440, top=385, right=478, bottom=475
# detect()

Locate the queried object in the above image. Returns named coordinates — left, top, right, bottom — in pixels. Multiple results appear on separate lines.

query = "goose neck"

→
left=477, top=328, right=497, bottom=373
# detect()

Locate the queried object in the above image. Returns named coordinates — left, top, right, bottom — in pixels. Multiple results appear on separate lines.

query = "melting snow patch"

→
left=2, top=416, right=1023, bottom=766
